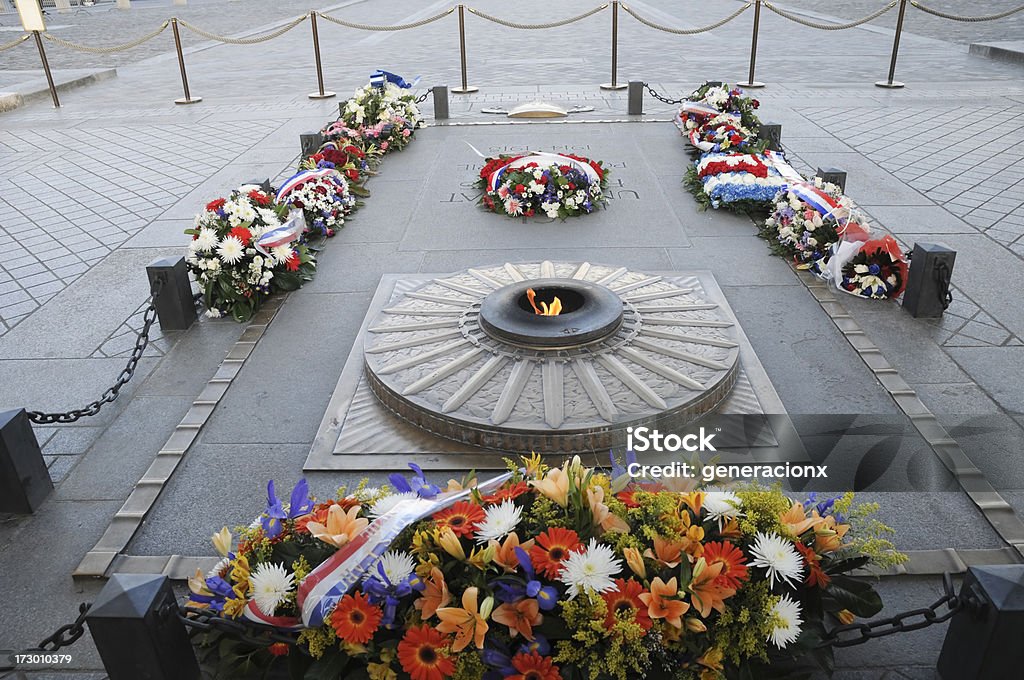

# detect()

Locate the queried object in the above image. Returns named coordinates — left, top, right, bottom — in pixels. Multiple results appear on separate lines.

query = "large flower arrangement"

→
left=184, top=186, right=316, bottom=321
left=760, top=180, right=849, bottom=267
left=276, top=167, right=357, bottom=240
left=685, top=153, right=788, bottom=213
left=301, top=143, right=374, bottom=194
left=685, top=82, right=762, bottom=131
left=187, top=455, right=903, bottom=679
left=837, top=235, right=909, bottom=300
left=477, top=153, right=608, bottom=219
left=322, top=79, right=423, bottom=155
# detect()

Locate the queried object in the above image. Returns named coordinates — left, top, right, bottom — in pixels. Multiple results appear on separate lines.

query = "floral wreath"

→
left=476, top=152, right=608, bottom=219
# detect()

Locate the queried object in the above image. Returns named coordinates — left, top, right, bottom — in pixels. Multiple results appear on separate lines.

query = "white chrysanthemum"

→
left=195, top=228, right=218, bottom=253
left=250, top=562, right=295, bottom=616
left=352, top=486, right=380, bottom=503
left=369, top=491, right=417, bottom=518
left=271, top=245, right=293, bottom=265
left=748, top=532, right=804, bottom=589
left=206, top=556, right=231, bottom=580
left=703, top=489, right=744, bottom=524
left=474, top=500, right=522, bottom=544
left=217, top=235, right=245, bottom=265
left=768, top=594, right=803, bottom=649
left=559, top=538, right=622, bottom=600
left=373, top=550, right=416, bottom=585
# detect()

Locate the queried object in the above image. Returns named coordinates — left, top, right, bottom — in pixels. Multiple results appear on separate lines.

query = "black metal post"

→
left=433, top=85, right=450, bottom=119
left=307, top=13, right=335, bottom=100
left=902, top=243, right=956, bottom=318
left=300, top=131, right=325, bottom=157
left=938, top=565, right=1024, bottom=679
left=739, top=0, right=765, bottom=88
left=245, top=178, right=273, bottom=194
left=816, top=166, right=848, bottom=193
left=32, top=31, right=60, bottom=108
left=758, top=121, right=782, bottom=151
left=627, top=80, right=643, bottom=115
left=876, top=0, right=907, bottom=88
left=147, top=257, right=197, bottom=331
left=601, top=1, right=626, bottom=90
left=86, top=574, right=200, bottom=680
left=452, top=5, right=478, bottom=93
left=171, top=18, right=201, bottom=104
left=0, top=408, right=52, bottom=514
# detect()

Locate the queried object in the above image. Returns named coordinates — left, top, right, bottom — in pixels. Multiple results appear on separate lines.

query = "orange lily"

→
left=645, top=535, right=686, bottom=568
left=638, top=577, right=689, bottom=628
left=623, top=547, right=646, bottom=579
left=490, top=532, right=535, bottom=572
left=587, top=486, right=630, bottom=534
left=531, top=465, right=570, bottom=507
left=679, top=513, right=705, bottom=560
left=436, top=587, right=489, bottom=652
left=492, top=599, right=542, bottom=640
left=779, top=502, right=820, bottom=538
left=813, top=512, right=850, bottom=553
left=305, top=504, right=368, bottom=549
left=414, top=567, right=450, bottom=620
left=681, top=491, right=704, bottom=516
left=688, top=557, right=736, bottom=617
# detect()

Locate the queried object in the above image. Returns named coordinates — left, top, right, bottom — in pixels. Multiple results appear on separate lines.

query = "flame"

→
left=527, top=288, right=562, bottom=316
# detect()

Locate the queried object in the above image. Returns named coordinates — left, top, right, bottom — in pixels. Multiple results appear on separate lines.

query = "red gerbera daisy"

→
left=205, top=197, right=226, bottom=212
left=601, top=578, right=652, bottom=631
left=398, top=625, right=455, bottom=680
left=329, top=592, right=382, bottom=644
left=284, top=251, right=301, bottom=272
left=248, top=189, right=272, bottom=206
left=483, top=481, right=529, bottom=504
left=508, top=651, right=561, bottom=680
left=529, top=527, right=583, bottom=579
left=433, top=500, right=485, bottom=538
left=703, top=541, right=750, bottom=590
left=615, top=491, right=640, bottom=508
left=267, top=642, right=289, bottom=656
left=228, top=226, right=252, bottom=247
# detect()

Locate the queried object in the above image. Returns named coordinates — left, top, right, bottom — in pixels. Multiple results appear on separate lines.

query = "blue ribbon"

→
left=370, top=69, right=421, bottom=90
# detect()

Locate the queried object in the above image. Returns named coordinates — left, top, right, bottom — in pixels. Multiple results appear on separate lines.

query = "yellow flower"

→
left=223, top=596, right=247, bottom=619
left=306, top=504, right=369, bottom=549
left=685, top=617, right=707, bottom=633
left=523, top=452, right=544, bottom=479
left=837, top=609, right=855, bottom=625
left=623, top=547, right=646, bottom=579
left=698, top=646, right=724, bottom=672
left=436, top=526, right=466, bottom=560
left=367, top=662, right=397, bottom=680
left=212, top=527, right=232, bottom=557
left=467, top=544, right=495, bottom=571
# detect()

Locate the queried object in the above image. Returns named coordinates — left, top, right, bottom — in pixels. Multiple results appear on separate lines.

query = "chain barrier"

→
left=415, top=90, right=430, bottom=104
left=41, top=21, right=169, bottom=54
left=763, top=0, right=899, bottom=30
left=29, top=603, right=91, bottom=653
left=935, top=260, right=954, bottom=311
left=26, top=280, right=162, bottom=425
left=315, top=7, right=454, bottom=31
left=0, top=33, right=30, bottom=52
left=466, top=4, right=607, bottom=30
left=819, top=573, right=965, bottom=648
left=179, top=606, right=300, bottom=647
left=642, top=82, right=686, bottom=106
left=177, top=14, right=308, bottom=45
left=910, top=0, right=1024, bottom=22
left=620, top=2, right=751, bottom=35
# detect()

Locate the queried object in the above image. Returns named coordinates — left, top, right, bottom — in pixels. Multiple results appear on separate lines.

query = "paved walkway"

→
left=1, top=1, right=1023, bottom=677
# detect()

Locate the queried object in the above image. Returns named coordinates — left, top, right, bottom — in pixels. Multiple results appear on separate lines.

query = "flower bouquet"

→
left=685, top=83, right=762, bottom=132
left=837, top=235, right=909, bottom=300
left=476, top=152, right=608, bottom=219
left=323, top=74, right=423, bottom=156
left=300, top=143, right=374, bottom=196
left=187, top=455, right=903, bottom=679
left=760, top=180, right=850, bottom=267
left=685, top=153, right=789, bottom=213
left=276, top=167, right=358, bottom=240
left=184, top=185, right=316, bottom=321
left=687, top=115, right=767, bottom=155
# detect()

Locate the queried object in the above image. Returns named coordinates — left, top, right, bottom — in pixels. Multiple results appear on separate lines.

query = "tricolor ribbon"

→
left=276, top=168, right=338, bottom=202
left=242, top=600, right=303, bottom=630
left=788, top=182, right=841, bottom=217
left=763, top=150, right=805, bottom=183
left=370, top=70, right=421, bottom=90
left=466, top=143, right=600, bottom=193
left=297, top=472, right=512, bottom=627
left=255, top=211, right=305, bottom=253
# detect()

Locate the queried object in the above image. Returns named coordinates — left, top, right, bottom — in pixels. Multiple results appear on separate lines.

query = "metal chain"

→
left=30, top=603, right=91, bottom=652
left=41, top=21, right=169, bottom=53
left=26, top=280, right=162, bottom=425
left=762, top=0, right=898, bottom=30
left=415, top=91, right=429, bottom=104
left=819, top=573, right=964, bottom=648
left=935, top=260, right=954, bottom=311
left=466, top=4, right=607, bottom=30
left=315, top=7, right=454, bottom=31
left=176, top=14, right=309, bottom=45
left=179, top=606, right=300, bottom=647
left=620, top=2, right=751, bottom=35
left=643, top=82, right=686, bottom=106
left=0, top=33, right=30, bottom=52
left=910, top=0, right=1024, bottom=22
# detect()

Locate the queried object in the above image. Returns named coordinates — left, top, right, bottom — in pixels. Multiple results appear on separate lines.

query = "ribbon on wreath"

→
left=276, top=167, right=339, bottom=202
left=371, top=70, right=421, bottom=90
left=466, top=143, right=601, bottom=193
left=297, top=472, right=512, bottom=627
left=255, top=211, right=306, bottom=252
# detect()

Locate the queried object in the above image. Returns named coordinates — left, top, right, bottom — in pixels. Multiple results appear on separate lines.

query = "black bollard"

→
left=0, top=408, right=52, bottom=513
left=938, top=565, right=1024, bottom=679
left=147, top=257, right=197, bottom=331
left=627, top=81, right=643, bottom=116
left=87, top=574, right=200, bottom=680
left=300, top=131, right=325, bottom=158
left=432, top=85, right=449, bottom=120
left=758, top=122, right=782, bottom=151
left=902, top=243, right=956, bottom=318
left=245, top=178, right=273, bottom=194
left=816, top=167, right=847, bottom=193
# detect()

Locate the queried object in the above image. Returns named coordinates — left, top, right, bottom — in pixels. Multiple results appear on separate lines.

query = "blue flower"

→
left=261, top=479, right=314, bottom=538
left=515, top=547, right=558, bottom=611
left=388, top=462, right=441, bottom=498
left=610, top=449, right=637, bottom=479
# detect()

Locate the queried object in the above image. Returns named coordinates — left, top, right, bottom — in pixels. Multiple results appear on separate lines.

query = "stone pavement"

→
left=1, top=0, right=1023, bottom=678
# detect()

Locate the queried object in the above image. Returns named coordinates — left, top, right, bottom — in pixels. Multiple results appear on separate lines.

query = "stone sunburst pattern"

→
left=363, top=261, right=741, bottom=454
